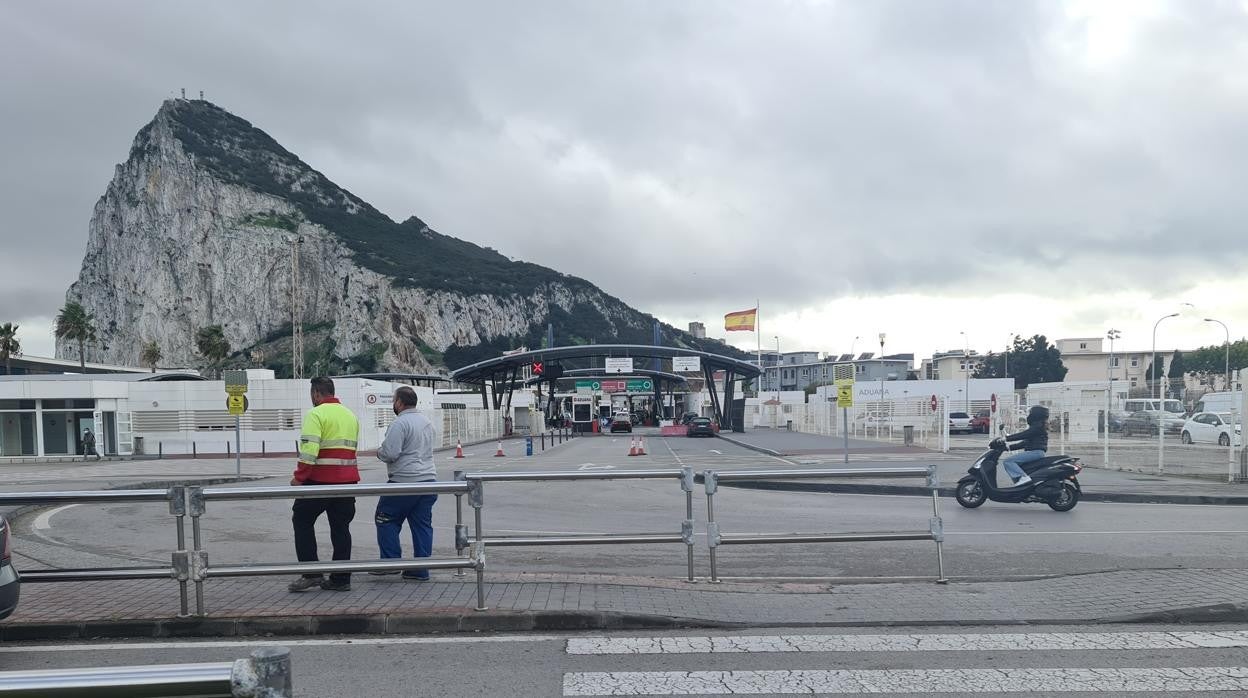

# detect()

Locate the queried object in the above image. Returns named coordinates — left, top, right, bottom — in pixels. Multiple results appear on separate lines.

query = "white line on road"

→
left=708, top=449, right=722, bottom=455
left=32, top=504, right=78, bottom=531
left=566, top=630, right=1248, bottom=655
left=0, top=635, right=566, bottom=654
left=562, top=667, right=1248, bottom=695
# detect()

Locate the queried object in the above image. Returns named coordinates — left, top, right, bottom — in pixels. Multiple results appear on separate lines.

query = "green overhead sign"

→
left=574, top=379, right=654, bottom=392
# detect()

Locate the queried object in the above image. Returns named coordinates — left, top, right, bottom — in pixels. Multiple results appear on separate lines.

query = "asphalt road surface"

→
left=2, top=623, right=1247, bottom=696
left=10, top=433, right=1248, bottom=581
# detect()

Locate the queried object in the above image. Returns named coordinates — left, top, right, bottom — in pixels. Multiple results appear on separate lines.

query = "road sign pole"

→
left=235, top=415, right=242, bottom=478
left=842, top=407, right=849, bottom=464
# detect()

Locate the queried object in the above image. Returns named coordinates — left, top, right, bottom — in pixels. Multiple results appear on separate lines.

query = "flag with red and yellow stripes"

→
left=724, top=308, right=757, bottom=332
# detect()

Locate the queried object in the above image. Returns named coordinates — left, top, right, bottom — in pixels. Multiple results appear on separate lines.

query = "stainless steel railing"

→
left=702, top=465, right=948, bottom=583
left=0, top=646, right=291, bottom=698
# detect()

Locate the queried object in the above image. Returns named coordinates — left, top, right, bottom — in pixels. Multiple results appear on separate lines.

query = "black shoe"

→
left=367, top=570, right=400, bottom=576
left=287, top=576, right=323, bottom=593
left=320, top=579, right=351, bottom=592
left=401, top=572, right=430, bottom=581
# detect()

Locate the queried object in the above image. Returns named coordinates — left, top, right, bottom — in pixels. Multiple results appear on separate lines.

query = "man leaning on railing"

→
left=288, top=376, right=361, bottom=593
left=368, top=386, right=438, bottom=580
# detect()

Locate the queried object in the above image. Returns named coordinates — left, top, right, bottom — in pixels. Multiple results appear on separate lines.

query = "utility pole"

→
left=290, top=236, right=304, bottom=379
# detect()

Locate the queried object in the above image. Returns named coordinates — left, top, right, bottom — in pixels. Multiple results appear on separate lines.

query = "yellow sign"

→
left=836, top=384, right=854, bottom=408
left=227, top=394, right=247, bottom=416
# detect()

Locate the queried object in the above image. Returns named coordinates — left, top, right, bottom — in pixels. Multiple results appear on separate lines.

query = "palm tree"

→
left=55, top=301, right=97, bottom=371
left=140, top=340, right=162, bottom=374
left=195, top=325, right=231, bottom=378
left=0, top=323, right=20, bottom=375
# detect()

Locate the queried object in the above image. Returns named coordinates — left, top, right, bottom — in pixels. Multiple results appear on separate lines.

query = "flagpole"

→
left=756, top=300, right=761, bottom=393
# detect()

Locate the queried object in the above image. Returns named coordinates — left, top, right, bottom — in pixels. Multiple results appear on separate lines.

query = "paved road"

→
left=9, top=433, right=1248, bottom=581
left=2, top=623, right=1247, bottom=696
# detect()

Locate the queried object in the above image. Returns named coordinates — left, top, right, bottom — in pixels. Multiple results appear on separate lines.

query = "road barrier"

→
left=0, top=646, right=291, bottom=698
left=701, top=466, right=948, bottom=584
left=463, top=468, right=698, bottom=583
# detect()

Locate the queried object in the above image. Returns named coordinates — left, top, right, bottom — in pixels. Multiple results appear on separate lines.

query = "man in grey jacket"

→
left=372, top=386, right=438, bottom=580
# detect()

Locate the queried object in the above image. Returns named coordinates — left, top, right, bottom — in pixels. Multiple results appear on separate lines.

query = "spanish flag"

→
left=724, top=308, right=757, bottom=332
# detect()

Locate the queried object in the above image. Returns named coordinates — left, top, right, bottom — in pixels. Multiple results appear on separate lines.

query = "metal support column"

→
left=928, top=465, right=949, bottom=584
left=469, top=479, right=487, bottom=611
left=680, top=466, right=696, bottom=583
left=453, top=470, right=467, bottom=578
left=704, top=470, right=721, bottom=583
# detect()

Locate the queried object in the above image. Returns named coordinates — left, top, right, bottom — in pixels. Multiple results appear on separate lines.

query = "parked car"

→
left=1120, top=411, right=1160, bottom=437
left=1181, top=412, right=1242, bottom=446
left=970, top=410, right=992, bottom=434
left=948, top=411, right=973, bottom=434
left=0, top=513, right=18, bottom=620
left=687, top=417, right=716, bottom=437
left=610, top=413, right=633, bottom=433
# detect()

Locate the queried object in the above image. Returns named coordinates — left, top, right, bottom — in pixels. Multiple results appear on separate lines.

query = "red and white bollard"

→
left=454, top=441, right=465, bottom=459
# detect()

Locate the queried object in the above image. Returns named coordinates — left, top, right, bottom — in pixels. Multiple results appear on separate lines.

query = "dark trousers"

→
left=292, top=495, right=356, bottom=584
left=375, top=492, right=437, bottom=579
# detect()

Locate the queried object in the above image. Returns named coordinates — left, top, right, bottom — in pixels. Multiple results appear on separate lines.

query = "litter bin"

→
left=903, top=425, right=914, bottom=446
left=133, top=436, right=145, bottom=455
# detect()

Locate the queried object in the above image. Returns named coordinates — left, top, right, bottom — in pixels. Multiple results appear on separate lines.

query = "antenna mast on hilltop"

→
left=290, top=236, right=305, bottom=379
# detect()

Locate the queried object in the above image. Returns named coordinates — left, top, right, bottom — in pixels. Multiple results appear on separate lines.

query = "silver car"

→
left=0, top=513, right=18, bottom=620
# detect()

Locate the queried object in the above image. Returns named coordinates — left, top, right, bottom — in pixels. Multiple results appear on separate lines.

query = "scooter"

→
left=954, top=436, right=1083, bottom=512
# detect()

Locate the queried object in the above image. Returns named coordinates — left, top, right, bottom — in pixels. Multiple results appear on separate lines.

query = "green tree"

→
left=140, top=340, right=163, bottom=374
left=194, top=325, right=231, bottom=378
left=1184, top=339, right=1248, bottom=389
left=974, top=334, right=1065, bottom=389
left=0, top=323, right=20, bottom=375
left=55, top=301, right=97, bottom=371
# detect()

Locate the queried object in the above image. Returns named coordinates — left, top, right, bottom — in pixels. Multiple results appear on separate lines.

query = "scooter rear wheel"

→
left=955, top=480, right=987, bottom=508
left=1047, top=481, right=1080, bottom=512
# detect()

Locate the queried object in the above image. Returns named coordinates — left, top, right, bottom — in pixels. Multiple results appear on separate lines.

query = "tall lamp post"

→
left=1105, top=328, right=1121, bottom=468
left=878, top=333, right=886, bottom=422
left=1204, top=318, right=1230, bottom=392
left=960, top=331, right=970, bottom=413
left=1153, top=313, right=1179, bottom=474
left=774, top=335, right=780, bottom=400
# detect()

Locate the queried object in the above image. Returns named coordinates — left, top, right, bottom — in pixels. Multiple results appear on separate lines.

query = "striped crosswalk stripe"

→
left=562, top=667, right=1248, bottom=695
left=567, top=630, right=1248, bottom=655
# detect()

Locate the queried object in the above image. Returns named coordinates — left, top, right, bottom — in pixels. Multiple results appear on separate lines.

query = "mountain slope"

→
left=61, top=99, right=746, bottom=374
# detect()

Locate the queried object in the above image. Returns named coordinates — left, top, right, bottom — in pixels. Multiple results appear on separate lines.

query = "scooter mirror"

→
left=998, top=424, right=1007, bottom=432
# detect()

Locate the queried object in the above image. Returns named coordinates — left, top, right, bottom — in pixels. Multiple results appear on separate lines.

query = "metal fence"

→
left=0, top=646, right=291, bottom=698
left=702, top=466, right=947, bottom=583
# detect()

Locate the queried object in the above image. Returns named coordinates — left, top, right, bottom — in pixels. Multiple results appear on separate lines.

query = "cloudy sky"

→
left=3, top=0, right=1247, bottom=364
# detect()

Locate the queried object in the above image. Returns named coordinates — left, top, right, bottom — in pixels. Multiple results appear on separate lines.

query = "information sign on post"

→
left=604, top=357, right=633, bottom=374
left=833, top=364, right=856, bottom=464
left=222, top=370, right=248, bottom=478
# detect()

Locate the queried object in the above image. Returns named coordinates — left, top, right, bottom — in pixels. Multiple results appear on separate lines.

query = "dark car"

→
left=610, top=414, right=633, bottom=433
left=0, top=513, right=18, bottom=620
left=687, top=417, right=716, bottom=437
left=1120, top=411, right=1159, bottom=437
left=680, top=413, right=699, bottom=425
left=970, top=410, right=992, bottom=434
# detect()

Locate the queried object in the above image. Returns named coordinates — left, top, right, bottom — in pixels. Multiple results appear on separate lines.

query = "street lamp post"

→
left=1153, top=313, right=1179, bottom=474
left=774, top=335, right=780, bottom=400
left=1204, top=318, right=1230, bottom=392
left=1105, top=328, right=1121, bottom=469
left=960, top=331, right=970, bottom=413
left=878, top=333, right=886, bottom=431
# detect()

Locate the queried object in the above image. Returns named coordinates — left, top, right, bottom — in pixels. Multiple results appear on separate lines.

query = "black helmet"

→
left=1027, top=405, right=1050, bottom=424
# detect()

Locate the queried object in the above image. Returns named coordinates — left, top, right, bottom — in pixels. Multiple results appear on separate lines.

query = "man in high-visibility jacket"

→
left=288, top=377, right=361, bottom=593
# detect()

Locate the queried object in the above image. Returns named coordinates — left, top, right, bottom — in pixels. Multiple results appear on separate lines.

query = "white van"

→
left=1194, top=392, right=1243, bottom=415
left=1121, top=398, right=1185, bottom=415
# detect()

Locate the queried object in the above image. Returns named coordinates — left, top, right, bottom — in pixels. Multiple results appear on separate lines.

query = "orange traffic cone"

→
left=636, top=437, right=647, bottom=456
left=494, top=441, right=506, bottom=458
left=628, top=437, right=638, bottom=457
left=454, top=441, right=465, bottom=459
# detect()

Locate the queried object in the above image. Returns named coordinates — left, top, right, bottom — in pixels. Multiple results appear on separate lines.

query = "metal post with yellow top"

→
left=224, top=370, right=249, bottom=479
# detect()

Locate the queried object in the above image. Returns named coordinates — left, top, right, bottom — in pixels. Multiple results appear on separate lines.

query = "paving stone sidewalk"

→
left=5, top=569, right=1247, bottom=639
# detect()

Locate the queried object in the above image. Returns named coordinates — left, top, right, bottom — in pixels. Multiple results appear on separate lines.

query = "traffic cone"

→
left=628, top=437, right=638, bottom=457
left=454, top=441, right=465, bottom=459
left=494, top=441, right=506, bottom=457
left=636, top=437, right=647, bottom=456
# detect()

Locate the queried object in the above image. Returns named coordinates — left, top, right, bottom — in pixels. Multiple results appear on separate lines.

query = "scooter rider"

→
left=997, top=405, right=1050, bottom=486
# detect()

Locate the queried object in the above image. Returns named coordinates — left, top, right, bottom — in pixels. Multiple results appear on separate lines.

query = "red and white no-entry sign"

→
left=930, top=395, right=938, bottom=412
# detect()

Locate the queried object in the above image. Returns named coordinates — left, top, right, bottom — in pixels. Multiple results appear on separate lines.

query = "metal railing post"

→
left=928, top=465, right=949, bottom=584
left=188, top=486, right=207, bottom=616
left=469, top=479, right=487, bottom=611
left=704, top=470, right=721, bottom=583
left=453, top=470, right=467, bottom=578
left=169, top=485, right=190, bottom=617
left=680, top=466, right=696, bottom=583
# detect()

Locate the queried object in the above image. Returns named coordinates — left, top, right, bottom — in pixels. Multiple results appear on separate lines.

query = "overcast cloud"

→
left=3, top=1, right=1247, bottom=360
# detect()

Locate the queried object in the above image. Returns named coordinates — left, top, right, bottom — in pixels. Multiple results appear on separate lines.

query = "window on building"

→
left=1130, top=358, right=1139, bottom=368
left=800, top=368, right=808, bottom=377
left=1110, top=357, right=1120, bottom=368
left=1130, top=378, right=1138, bottom=387
left=1080, top=342, right=1087, bottom=349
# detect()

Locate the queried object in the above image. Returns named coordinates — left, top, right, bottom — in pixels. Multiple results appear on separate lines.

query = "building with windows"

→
left=920, top=350, right=982, bottom=382
left=1057, top=337, right=1175, bottom=393
left=760, top=353, right=914, bottom=393
left=687, top=322, right=706, bottom=339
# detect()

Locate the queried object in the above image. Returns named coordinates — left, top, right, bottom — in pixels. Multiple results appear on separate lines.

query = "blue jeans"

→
left=1002, top=450, right=1045, bottom=481
left=375, top=490, right=437, bottom=579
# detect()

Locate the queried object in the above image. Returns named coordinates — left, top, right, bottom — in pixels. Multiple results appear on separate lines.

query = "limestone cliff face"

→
left=60, top=100, right=694, bottom=373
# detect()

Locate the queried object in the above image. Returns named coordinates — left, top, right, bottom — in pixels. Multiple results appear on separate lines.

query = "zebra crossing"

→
left=561, top=629, right=1248, bottom=695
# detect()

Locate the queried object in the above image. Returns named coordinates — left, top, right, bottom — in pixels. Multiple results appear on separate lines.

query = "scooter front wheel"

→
left=955, top=479, right=987, bottom=508
left=1047, top=481, right=1080, bottom=512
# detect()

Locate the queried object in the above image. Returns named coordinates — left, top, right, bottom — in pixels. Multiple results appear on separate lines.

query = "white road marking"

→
left=562, top=667, right=1248, bottom=695
left=32, top=504, right=78, bottom=531
left=578, top=463, right=615, bottom=471
left=0, top=635, right=565, bottom=654
left=708, top=449, right=722, bottom=455
left=567, top=630, right=1248, bottom=655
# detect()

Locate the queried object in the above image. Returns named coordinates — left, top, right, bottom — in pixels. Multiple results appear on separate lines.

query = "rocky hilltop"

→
left=61, top=99, right=741, bottom=374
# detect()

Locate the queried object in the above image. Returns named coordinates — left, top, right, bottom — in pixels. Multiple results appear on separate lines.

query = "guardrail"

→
left=0, top=646, right=291, bottom=697
left=702, top=465, right=947, bottom=584
left=462, top=468, right=697, bottom=582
